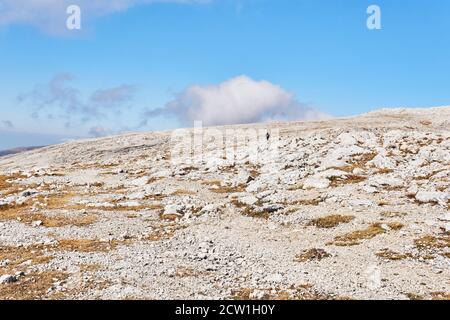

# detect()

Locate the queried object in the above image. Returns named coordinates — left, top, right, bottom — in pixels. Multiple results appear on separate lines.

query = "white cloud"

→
left=0, top=0, right=210, bottom=34
left=144, top=75, right=329, bottom=126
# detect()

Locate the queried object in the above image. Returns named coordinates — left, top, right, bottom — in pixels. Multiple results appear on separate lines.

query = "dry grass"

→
left=0, top=271, right=68, bottom=300
left=171, top=189, right=196, bottom=196
left=290, top=198, right=323, bottom=206
left=380, top=211, right=407, bottom=218
left=308, top=214, right=354, bottom=229
left=414, top=235, right=450, bottom=250
left=329, top=175, right=366, bottom=187
left=231, top=284, right=329, bottom=300
left=333, top=223, right=386, bottom=246
left=30, top=213, right=98, bottom=228
left=430, top=292, right=450, bottom=300
left=331, top=152, right=377, bottom=173
left=333, top=222, right=403, bottom=246
left=414, top=234, right=450, bottom=259
left=0, top=244, right=53, bottom=274
left=79, top=263, right=102, bottom=272
left=376, top=249, right=413, bottom=261
left=231, top=199, right=269, bottom=219
left=147, top=224, right=186, bottom=241
left=0, top=173, right=27, bottom=191
left=406, top=293, right=424, bottom=300
left=376, top=168, right=394, bottom=174
left=210, top=184, right=246, bottom=194
left=0, top=193, right=98, bottom=227
left=56, top=239, right=119, bottom=253
left=387, top=222, right=404, bottom=230
left=295, top=248, right=331, bottom=262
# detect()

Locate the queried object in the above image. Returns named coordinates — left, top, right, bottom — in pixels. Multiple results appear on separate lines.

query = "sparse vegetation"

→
left=376, top=249, right=412, bottom=261
left=333, top=223, right=386, bottom=246
left=56, top=239, right=119, bottom=253
left=231, top=284, right=329, bottom=300
left=295, top=248, right=331, bottom=262
left=0, top=271, right=68, bottom=300
left=308, top=214, right=354, bottom=228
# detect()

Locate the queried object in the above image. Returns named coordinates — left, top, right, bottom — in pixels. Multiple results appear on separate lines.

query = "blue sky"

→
left=1, top=0, right=450, bottom=149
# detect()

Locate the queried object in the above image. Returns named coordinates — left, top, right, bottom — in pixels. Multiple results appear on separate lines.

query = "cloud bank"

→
left=144, top=75, right=329, bottom=126
left=0, top=0, right=210, bottom=34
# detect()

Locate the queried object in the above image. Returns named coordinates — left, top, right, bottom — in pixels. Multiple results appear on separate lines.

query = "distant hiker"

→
left=266, top=132, right=270, bottom=141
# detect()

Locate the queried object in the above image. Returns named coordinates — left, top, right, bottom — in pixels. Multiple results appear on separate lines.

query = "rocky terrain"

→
left=0, top=107, right=449, bottom=300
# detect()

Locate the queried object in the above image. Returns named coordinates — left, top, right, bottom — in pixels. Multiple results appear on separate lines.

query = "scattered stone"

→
left=303, top=177, right=330, bottom=189
left=415, top=191, right=449, bottom=206
left=0, top=274, right=17, bottom=284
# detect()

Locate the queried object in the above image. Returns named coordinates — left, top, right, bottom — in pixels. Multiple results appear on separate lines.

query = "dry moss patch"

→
left=295, top=248, right=331, bottom=262
left=308, top=214, right=354, bottom=228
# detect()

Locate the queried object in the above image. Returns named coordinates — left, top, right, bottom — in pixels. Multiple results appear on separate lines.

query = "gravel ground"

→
left=0, top=106, right=449, bottom=300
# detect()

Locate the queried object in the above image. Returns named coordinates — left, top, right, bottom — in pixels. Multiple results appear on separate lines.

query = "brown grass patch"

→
left=0, top=173, right=27, bottom=191
left=56, top=239, right=118, bottom=253
left=0, top=245, right=53, bottom=274
left=0, top=270, right=68, bottom=300
left=414, top=234, right=450, bottom=259
left=32, top=213, right=98, bottom=227
left=333, top=222, right=404, bottom=246
left=0, top=193, right=98, bottom=227
left=210, top=184, right=246, bottom=194
left=295, top=249, right=331, bottom=262
left=147, top=224, right=186, bottom=241
left=308, top=214, right=354, bottom=228
left=291, top=198, right=323, bottom=206
left=79, top=263, right=102, bottom=272
left=171, top=189, right=196, bottom=196
left=331, top=152, right=377, bottom=173
left=376, top=249, right=413, bottom=261
left=414, top=235, right=450, bottom=250
left=430, top=292, right=450, bottom=300
left=380, top=211, right=406, bottom=218
left=333, top=223, right=386, bottom=246
left=406, top=293, right=424, bottom=300
left=231, top=284, right=328, bottom=300
left=330, top=175, right=366, bottom=187
left=231, top=199, right=269, bottom=219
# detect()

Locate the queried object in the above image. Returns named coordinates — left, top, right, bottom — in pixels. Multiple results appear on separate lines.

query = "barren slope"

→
left=0, top=107, right=449, bottom=300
